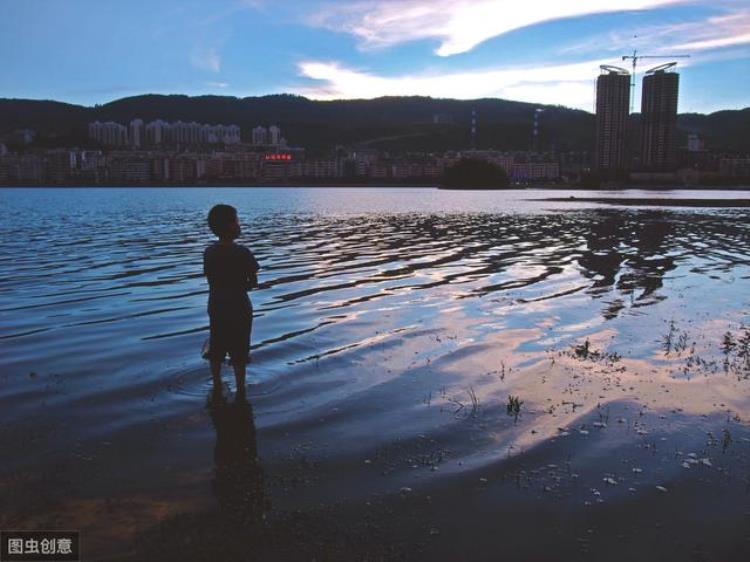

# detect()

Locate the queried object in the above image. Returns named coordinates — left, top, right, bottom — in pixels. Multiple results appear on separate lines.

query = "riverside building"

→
left=640, top=63, right=680, bottom=171
left=595, top=65, right=631, bottom=171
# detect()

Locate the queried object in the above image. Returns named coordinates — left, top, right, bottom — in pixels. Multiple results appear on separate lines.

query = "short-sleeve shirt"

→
left=203, top=242, right=259, bottom=317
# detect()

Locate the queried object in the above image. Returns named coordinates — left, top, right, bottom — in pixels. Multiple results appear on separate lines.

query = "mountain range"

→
left=1, top=94, right=748, bottom=155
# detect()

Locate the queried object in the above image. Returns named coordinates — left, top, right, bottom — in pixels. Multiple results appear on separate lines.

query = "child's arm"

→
left=202, top=248, right=210, bottom=280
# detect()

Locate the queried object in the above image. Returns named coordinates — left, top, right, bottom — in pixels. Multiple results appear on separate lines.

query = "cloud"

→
left=560, top=6, right=750, bottom=58
left=309, top=0, right=689, bottom=56
left=295, top=2, right=750, bottom=110
left=296, top=59, right=607, bottom=109
left=190, top=45, right=221, bottom=72
left=206, top=81, right=230, bottom=89
left=672, top=32, right=750, bottom=51
left=668, top=11, right=750, bottom=51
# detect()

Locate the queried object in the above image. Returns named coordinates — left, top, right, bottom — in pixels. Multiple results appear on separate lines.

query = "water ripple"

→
left=1, top=188, right=749, bottom=418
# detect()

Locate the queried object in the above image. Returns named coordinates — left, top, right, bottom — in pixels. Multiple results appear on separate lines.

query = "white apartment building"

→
left=129, top=118, right=144, bottom=148
left=268, top=125, right=282, bottom=146
left=88, top=121, right=129, bottom=146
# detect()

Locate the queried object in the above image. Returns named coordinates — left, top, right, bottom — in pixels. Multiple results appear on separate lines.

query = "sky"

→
left=1, top=0, right=749, bottom=114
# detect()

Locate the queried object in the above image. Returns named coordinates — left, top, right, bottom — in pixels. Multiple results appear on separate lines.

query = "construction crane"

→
left=621, top=50, right=690, bottom=112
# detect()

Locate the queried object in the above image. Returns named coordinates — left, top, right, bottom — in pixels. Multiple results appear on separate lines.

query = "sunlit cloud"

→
left=672, top=33, right=750, bottom=51
left=297, top=1, right=750, bottom=110
left=296, top=59, right=607, bottom=109
left=309, top=0, right=690, bottom=56
left=190, top=45, right=221, bottom=72
left=668, top=11, right=750, bottom=51
left=560, top=6, right=750, bottom=58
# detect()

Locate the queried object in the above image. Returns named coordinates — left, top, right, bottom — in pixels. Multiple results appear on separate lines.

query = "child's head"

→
left=208, top=204, right=240, bottom=240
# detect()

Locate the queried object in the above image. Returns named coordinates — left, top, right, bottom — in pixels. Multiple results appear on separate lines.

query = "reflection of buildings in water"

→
left=577, top=212, right=627, bottom=290
left=266, top=211, right=744, bottom=322
left=620, top=217, right=675, bottom=300
left=209, top=391, right=268, bottom=527
left=578, top=211, right=677, bottom=319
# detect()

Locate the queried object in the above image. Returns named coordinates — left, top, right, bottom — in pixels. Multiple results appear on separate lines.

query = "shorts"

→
left=207, top=309, right=253, bottom=365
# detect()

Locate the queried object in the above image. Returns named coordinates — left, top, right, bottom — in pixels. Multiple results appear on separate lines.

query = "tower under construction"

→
left=595, top=65, right=631, bottom=171
left=640, top=63, right=680, bottom=171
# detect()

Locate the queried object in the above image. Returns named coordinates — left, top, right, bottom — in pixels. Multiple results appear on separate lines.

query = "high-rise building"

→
left=205, top=124, right=241, bottom=144
left=145, top=119, right=169, bottom=145
left=252, top=126, right=268, bottom=145
left=92, top=119, right=241, bottom=147
left=595, top=65, right=630, bottom=171
left=88, top=121, right=128, bottom=146
left=640, top=63, right=679, bottom=171
left=129, top=118, right=144, bottom=148
left=268, top=125, right=282, bottom=146
left=223, top=124, right=241, bottom=144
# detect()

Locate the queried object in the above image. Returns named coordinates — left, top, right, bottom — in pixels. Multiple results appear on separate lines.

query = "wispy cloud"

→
left=296, top=59, right=607, bottom=109
left=672, top=33, right=750, bottom=51
left=206, top=81, right=230, bottom=89
left=309, top=0, right=689, bottom=56
left=668, top=11, right=750, bottom=51
left=190, top=45, right=221, bottom=72
left=560, top=6, right=750, bottom=58
left=297, top=1, right=750, bottom=110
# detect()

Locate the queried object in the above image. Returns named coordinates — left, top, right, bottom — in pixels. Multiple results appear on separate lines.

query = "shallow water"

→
left=1, top=187, right=750, bottom=560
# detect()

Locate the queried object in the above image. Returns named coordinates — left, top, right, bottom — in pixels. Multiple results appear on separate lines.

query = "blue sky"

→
left=1, top=0, right=748, bottom=113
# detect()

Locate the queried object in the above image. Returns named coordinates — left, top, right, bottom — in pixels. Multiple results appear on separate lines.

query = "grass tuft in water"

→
left=507, top=395, right=523, bottom=423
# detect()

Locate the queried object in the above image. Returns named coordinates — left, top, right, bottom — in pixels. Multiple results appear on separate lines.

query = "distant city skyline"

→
left=1, top=0, right=749, bottom=113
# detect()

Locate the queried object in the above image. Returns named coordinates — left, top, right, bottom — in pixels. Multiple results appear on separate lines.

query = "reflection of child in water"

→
left=209, top=391, right=267, bottom=527
left=203, top=204, right=260, bottom=396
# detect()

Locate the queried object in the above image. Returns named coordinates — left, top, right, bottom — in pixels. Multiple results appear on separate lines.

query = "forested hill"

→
left=0, top=94, right=748, bottom=154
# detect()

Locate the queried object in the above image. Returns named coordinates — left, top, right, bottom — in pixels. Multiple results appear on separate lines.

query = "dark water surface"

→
left=1, top=187, right=750, bottom=560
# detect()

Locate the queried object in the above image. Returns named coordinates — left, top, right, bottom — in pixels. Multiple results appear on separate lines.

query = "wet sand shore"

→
left=130, top=333, right=750, bottom=562
left=6, top=316, right=750, bottom=561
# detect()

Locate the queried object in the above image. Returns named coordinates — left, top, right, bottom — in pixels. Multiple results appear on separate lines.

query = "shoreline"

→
left=1, top=182, right=749, bottom=190
left=0, top=183, right=454, bottom=189
left=0, top=183, right=750, bottom=191
left=538, top=196, right=750, bottom=207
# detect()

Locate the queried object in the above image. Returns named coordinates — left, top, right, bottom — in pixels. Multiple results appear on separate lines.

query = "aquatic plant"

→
left=720, top=325, right=750, bottom=378
left=570, top=339, right=621, bottom=363
left=447, top=386, right=481, bottom=419
left=662, top=320, right=691, bottom=356
left=574, top=339, right=592, bottom=359
left=507, top=395, right=523, bottom=422
left=738, top=326, right=750, bottom=367
left=662, top=320, right=677, bottom=355
left=722, top=428, right=733, bottom=452
left=722, top=332, right=736, bottom=354
left=467, top=386, right=480, bottom=418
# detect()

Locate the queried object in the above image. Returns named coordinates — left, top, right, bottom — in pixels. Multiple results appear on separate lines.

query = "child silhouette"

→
left=203, top=204, right=259, bottom=395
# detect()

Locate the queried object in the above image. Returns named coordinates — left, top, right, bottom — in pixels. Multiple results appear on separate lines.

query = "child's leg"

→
left=210, top=359, right=222, bottom=382
left=233, top=361, right=246, bottom=397
left=233, top=311, right=251, bottom=395
left=209, top=367, right=224, bottom=405
left=208, top=316, right=224, bottom=383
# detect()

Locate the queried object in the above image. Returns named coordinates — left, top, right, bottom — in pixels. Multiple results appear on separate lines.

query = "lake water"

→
left=2, top=187, right=750, bottom=560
